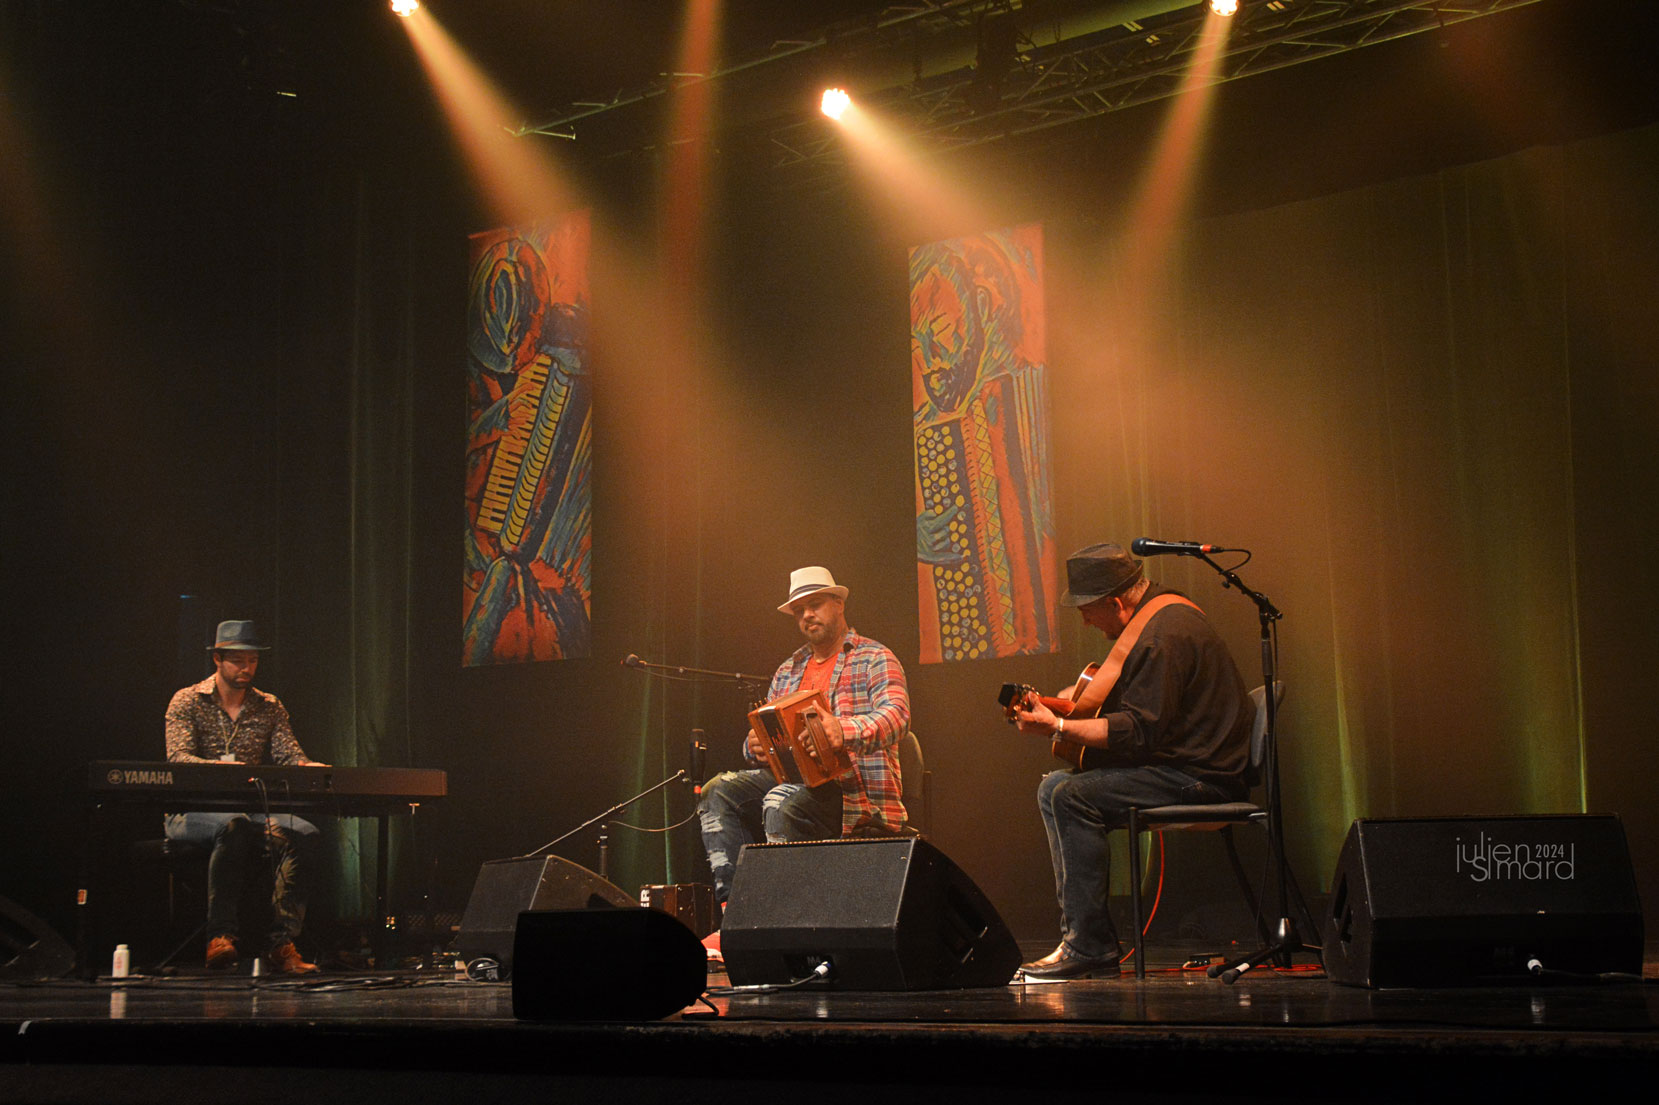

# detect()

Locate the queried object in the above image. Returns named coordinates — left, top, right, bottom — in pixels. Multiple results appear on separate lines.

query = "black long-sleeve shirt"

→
left=1094, top=584, right=1253, bottom=794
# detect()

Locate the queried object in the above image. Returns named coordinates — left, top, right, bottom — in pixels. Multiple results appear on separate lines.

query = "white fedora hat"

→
left=778, top=566, right=849, bottom=613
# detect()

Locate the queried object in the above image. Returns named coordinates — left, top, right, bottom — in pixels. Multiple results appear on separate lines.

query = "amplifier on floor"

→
left=512, top=908, right=706, bottom=1021
left=721, top=837, right=1021, bottom=991
left=455, top=855, right=635, bottom=976
left=642, top=882, right=717, bottom=939
left=1322, top=815, right=1644, bottom=987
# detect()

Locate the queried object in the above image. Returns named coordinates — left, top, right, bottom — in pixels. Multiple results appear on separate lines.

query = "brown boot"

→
left=268, top=941, right=319, bottom=975
left=206, top=935, right=239, bottom=970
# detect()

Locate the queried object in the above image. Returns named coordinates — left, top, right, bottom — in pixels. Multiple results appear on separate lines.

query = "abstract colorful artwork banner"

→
left=911, top=224, right=1058, bottom=663
left=463, top=212, right=593, bottom=665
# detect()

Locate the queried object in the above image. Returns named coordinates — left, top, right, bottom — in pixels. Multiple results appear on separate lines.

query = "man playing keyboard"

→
left=163, top=619, right=324, bottom=974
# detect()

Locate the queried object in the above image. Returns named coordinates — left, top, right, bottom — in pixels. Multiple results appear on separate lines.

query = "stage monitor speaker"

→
left=512, top=908, right=706, bottom=1021
left=0, top=895, right=74, bottom=981
left=1322, top=815, right=1644, bottom=988
left=456, top=855, right=635, bottom=975
left=721, top=837, right=1020, bottom=990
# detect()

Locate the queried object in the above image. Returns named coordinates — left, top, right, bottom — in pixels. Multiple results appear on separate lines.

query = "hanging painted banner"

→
left=911, top=223, right=1057, bottom=663
left=463, top=211, right=592, bottom=665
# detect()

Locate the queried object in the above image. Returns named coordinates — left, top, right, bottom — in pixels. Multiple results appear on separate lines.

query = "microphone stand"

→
left=622, top=654, right=772, bottom=695
left=530, top=771, right=693, bottom=881
left=513, top=654, right=758, bottom=876
left=1187, top=552, right=1319, bottom=983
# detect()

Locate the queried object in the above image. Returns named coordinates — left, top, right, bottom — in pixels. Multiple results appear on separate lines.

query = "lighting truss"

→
left=514, top=1, right=1542, bottom=175
left=514, top=0, right=996, bottom=141
left=764, top=0, right=1542, bottom=172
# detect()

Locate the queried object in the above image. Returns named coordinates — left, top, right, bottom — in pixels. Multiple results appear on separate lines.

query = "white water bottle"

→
left=111, top=944, right=130, bottom=978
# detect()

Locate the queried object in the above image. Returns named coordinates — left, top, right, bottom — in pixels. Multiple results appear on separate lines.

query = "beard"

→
left=222, top=668, right=255, bottom=689
left=802, top=618, right=839, bottom=647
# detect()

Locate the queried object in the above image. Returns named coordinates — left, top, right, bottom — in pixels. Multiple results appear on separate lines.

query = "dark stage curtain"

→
left=1046, top=125, right=1659, bottom=899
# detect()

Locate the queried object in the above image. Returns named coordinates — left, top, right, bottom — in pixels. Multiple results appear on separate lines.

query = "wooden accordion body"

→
left=747, top=689, right=855, bottom=788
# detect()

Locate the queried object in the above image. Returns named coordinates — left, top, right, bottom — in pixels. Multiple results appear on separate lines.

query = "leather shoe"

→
left=1022, top=944, right=1066, bottom=969
left=1019, top=946, right=1122, bottom=981
left=268, top=941, right=319, bottom=975
left=206, top=935, right=239, bottom=970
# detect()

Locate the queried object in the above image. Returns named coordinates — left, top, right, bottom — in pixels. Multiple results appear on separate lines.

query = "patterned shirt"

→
left=164, top=676, right=313, bottom=766
left=767, top=629, right=910, bottom=834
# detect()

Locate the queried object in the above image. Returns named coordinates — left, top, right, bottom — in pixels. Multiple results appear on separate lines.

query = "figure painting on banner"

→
left=911, top=223, right=1058, bottom=663
left=463, top=211, right=593, bottom=665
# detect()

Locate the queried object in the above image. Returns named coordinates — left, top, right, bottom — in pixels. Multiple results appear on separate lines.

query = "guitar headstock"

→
left=997, top=683, right=1036, bottom=720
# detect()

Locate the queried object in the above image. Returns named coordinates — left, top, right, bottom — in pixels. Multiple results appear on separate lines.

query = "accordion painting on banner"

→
left=463, top=211, right=593, bottom=665
left=911, top=223, right=1058, bottom=663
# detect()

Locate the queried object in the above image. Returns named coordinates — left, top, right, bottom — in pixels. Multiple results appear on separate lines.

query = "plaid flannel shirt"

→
left=768, top=629, right=910, bottom=834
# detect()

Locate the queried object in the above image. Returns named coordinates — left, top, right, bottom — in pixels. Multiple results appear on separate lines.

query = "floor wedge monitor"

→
left=721, top=837, right=1020, bottom=990
left=512, top=908, right=706, bottom=1021
left=1322, top=815, right=1643, bottom=987
left=456, top=855, right=635, bottom=976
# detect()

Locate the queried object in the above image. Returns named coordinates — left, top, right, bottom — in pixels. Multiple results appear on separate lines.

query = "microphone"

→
left=621, top=653, right=643, bottom=668
left=689, top=731, right=707, bottom=796
left=1130, top=538, right=1232, bottom=557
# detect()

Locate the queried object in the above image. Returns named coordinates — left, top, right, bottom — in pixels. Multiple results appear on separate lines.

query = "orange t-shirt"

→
left=797, top=651, right=838, bottom=699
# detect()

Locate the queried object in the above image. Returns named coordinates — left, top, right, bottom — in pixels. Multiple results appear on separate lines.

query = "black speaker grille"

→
left=722, top=837, right=1020, bottom=990
left=1322, top=815, right=1643, bottom=987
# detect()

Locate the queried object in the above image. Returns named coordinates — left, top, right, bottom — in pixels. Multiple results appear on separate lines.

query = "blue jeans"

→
left=1037, top=765, right=1235, bottom=960
left=697, top=769, right=842, bottom=905
left=163, top=811, right=319, bottom=948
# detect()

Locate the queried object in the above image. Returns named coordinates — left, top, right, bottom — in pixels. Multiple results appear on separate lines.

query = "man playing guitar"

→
left=1008, top=543, right=1253, bottom=980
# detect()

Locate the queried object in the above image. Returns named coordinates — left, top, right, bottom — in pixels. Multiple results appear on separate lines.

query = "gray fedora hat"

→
left=1059, top=543, right=1144, bottom=607
left=209, top=620, right=270, bottom=651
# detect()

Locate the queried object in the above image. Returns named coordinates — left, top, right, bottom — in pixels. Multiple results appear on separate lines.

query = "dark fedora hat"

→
left=1059, top=543, right=1144, bottom=607
left=209, top=620, right=270, bottom=651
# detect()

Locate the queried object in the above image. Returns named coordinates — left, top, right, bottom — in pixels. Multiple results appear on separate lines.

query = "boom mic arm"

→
left=1130, top=538, right=1232, bottom=557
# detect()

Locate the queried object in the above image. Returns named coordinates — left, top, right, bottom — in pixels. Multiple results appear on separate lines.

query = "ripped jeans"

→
left=697, top=769, right=842, bottom=905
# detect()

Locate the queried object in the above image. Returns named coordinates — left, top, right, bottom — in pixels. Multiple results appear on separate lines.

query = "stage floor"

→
left=4, top=944, right=1657, bottom=1104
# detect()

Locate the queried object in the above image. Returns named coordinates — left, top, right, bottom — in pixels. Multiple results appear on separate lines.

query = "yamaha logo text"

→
left=108, top=768, right=175, bottom=786
left=1455, top=832, right=1574, bottom=882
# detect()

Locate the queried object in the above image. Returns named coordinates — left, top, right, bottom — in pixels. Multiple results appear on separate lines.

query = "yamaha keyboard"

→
left=89, top=760, right=447, bottom=816
left=78, top=760, right=446, bottom=977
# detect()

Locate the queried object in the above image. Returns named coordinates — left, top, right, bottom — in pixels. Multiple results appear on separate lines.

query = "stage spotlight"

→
left=821, top=87, right=852, bottom=121
left=1209, top=0, right=1239, bottom=15
left=391, top=0, right=419, bottom=17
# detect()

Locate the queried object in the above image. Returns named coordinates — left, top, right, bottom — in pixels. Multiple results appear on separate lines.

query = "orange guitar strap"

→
left=1067, top=594, right=1202, bottom=718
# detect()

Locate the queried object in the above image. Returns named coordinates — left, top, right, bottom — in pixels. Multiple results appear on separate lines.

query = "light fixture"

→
left=966, top=12, right=1019, bottom=114
left=1209, top=0, right=1239, bottom=15
left=820, top=87, right=852, bottom=121
left=391, top=0, right=420, bottom=17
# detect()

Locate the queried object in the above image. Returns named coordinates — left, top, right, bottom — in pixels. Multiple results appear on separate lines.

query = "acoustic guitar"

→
left=996, top=593, right=1202, bottom=771
left=997, top=663, right=1101, bottom=770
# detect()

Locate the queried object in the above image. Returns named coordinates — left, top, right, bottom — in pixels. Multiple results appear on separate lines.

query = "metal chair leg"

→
left=1127, top=808, right=1146, bottom=979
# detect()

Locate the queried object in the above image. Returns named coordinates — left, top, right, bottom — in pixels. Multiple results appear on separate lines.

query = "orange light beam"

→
left=660, top=0, right=722, bottom=284
left=1117, top=8, right=1235, bottom=299
left=398, top=8, right=583, bottom=227
left=834, top=101, right=995, bottom=245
